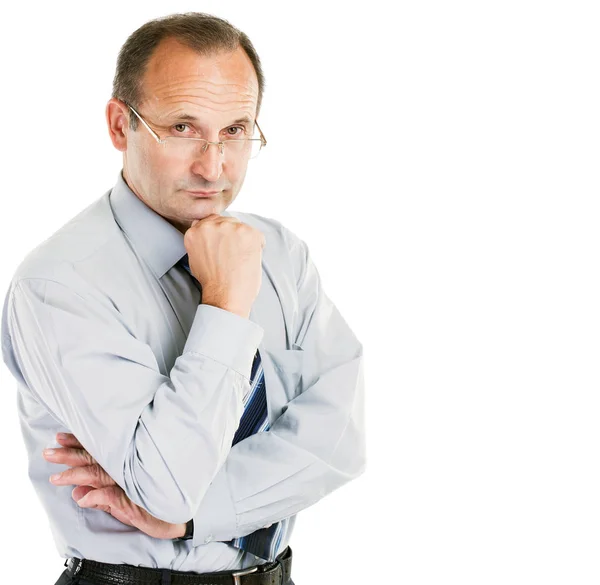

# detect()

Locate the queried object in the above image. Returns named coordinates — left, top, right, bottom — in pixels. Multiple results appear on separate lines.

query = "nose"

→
left=191, top=141, right=224, bottom=182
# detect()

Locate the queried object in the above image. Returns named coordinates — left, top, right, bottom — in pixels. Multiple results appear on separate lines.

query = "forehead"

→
left=140, top=38, right=259, bottom=120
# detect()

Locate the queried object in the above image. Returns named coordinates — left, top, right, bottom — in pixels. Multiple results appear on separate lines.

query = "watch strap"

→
left=180, top=519, right=194, bottom=540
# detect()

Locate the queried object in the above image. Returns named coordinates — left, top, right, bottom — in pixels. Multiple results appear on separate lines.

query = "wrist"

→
left=201, top=298, right=249, bottom=319
left=169, top=522, right=188, bottom=540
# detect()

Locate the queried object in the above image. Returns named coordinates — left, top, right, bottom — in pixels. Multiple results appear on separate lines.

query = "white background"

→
left=0, top=1, right=599, bottom=583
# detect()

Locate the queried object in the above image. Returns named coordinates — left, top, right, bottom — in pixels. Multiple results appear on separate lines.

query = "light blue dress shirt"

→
left=0, top=171, right=366, bottom=573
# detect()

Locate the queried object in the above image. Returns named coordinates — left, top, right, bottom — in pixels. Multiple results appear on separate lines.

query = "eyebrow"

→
left=166, top=113, right=254, bottom=127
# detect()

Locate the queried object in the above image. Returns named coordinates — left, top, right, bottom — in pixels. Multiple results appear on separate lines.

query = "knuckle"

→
left=108, top=486, right=120, bottom=504
left=238, top=224, right=254, bottom=239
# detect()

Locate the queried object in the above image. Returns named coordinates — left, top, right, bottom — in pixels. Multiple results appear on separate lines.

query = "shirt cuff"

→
left=191, top=464, right=237, bottom=546
left=183, top=304, right=264, bottom=379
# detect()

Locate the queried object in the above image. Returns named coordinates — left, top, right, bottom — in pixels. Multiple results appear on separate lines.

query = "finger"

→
left=55, top=433, right=84, bottom=449
left=72, top=485, right=94, bottom=501
left=50, top=463, right=115, bottom=488
left=212, top=214, right=240, bottom=224
left=192, top=213, right=221, bottom=226
left=74, top=485, right=170, bottom=538
left=76, top=485, right=124, bottom=509
left=43, top=446, right=95, bottom=467
left=75, top=485, right=139, bottom=529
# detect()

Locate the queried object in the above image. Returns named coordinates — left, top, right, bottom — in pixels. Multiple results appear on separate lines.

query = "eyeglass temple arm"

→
left=254, top=120, right=267, bottom=146
left=127, top=104, right=162, bottom=143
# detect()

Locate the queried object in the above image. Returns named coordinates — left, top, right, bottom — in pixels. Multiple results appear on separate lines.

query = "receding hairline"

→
left=136, top=39, right=259, bottom=111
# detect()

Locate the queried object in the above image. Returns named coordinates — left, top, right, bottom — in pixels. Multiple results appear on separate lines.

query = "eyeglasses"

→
left=125, top=103, right=267, bottom=160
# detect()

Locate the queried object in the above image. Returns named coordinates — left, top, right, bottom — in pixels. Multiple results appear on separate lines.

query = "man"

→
left=1, top=12, right=365, bottom=585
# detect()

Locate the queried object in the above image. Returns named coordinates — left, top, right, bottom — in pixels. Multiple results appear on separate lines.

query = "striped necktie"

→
left=179, top=254, right=289, bottom=561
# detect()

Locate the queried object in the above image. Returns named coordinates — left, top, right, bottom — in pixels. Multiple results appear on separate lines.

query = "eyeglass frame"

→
left=124, top=102, right=267, bottom=158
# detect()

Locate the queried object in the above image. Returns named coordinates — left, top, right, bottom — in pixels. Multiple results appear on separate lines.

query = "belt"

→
left=64, top=545, right=292, bottom=585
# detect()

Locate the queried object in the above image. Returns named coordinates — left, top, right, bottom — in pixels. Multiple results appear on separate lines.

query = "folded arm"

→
left=2, top=278, right=263, bottom=524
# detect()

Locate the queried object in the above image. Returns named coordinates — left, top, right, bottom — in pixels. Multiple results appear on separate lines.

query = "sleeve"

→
left=4, top=277, right=264, bottom=525
left=189, top=233, right=366, bottom=546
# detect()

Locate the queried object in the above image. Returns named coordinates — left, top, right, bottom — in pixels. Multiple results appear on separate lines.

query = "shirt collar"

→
left=109, top=171, right=232, bottom=279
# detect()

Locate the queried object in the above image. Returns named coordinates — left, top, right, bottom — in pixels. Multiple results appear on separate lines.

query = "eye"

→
left=226, top=126, right=246, bottom=137
left=174, top=123, right=190, bottom=134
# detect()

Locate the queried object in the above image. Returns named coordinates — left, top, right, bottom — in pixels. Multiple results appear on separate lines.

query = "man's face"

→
left=109, top=38, right=260, bottom=233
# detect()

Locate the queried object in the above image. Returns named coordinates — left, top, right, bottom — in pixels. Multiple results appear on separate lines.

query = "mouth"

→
left=186, top=190, right=221, bottom=198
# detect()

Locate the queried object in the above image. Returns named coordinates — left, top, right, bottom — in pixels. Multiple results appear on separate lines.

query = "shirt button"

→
left=205, top=534, right=213, bottom=543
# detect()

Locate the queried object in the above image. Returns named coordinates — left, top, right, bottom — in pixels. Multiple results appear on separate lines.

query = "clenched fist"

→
left=184, top=214, right=265, bottom=319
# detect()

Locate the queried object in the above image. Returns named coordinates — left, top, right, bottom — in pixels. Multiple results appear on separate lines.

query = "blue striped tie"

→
left=179, top=254, right=288, bottom=561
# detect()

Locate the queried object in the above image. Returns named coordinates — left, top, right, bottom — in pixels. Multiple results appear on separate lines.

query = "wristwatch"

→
left=180, top=519, right=194, bottom=540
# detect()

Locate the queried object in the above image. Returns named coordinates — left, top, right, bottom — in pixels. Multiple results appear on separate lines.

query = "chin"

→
left=198, top=198, right=223, bottom=212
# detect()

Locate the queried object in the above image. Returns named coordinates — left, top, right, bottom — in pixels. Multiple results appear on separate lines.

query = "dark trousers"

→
left=53, top=566, right=295, bottom=585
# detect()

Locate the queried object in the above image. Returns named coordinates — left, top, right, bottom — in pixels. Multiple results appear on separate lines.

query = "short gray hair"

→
left=112, top=12, right=265, bottom=130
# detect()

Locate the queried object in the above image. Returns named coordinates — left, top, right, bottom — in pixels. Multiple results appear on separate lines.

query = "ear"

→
left=106, top=98, right=130, bottom=152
